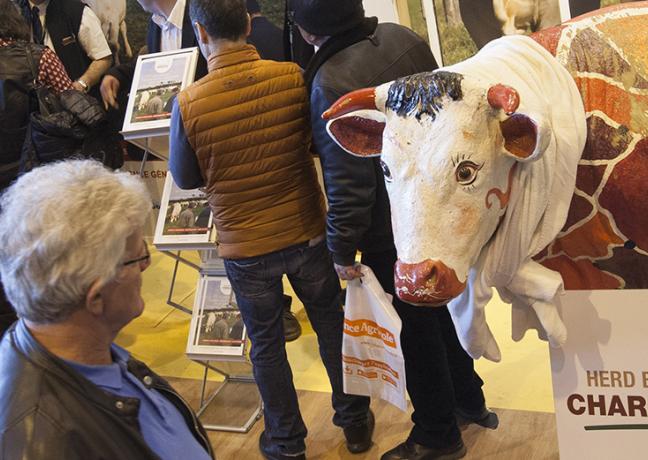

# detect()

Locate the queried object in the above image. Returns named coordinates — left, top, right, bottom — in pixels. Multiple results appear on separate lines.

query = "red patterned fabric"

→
left=0, top=39, right=72, bottom=94
left=38, top=47, right=73, bottom=94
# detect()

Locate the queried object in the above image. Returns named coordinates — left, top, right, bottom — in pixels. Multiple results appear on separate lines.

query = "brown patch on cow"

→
left=599, top=138, right=648, bottom=251
left=533, top=245, right=549, bottom=261
left=530, top=25, right=564, bottom=57
left=454, top=203, right=480, bottom=237
left=462, top=130, right=475, bottom=141
left=597, top=14, right=648, bottom=82
left=541, top=255, right=622, bottom=290
left=575, top=77, right=632, bottom=127
left=595, top=246, right=648, bottom=289
left=575, top=163, right=607, bottom=196
left=551, top=212, right=624, bottom=259
left=563, top=194, right=593, bottom=231
left=582, top=116, right=632, bottom=161
left=567, top=29, right=648, bottom=91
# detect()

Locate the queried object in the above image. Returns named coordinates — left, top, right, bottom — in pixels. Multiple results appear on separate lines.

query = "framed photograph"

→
left=186, top=275, right=247, bottom=361
left=422, top=0, right=624, bottom=66
left=153, top=172, right=217, bottom=250
left=122, top=47, right=199, bottom=137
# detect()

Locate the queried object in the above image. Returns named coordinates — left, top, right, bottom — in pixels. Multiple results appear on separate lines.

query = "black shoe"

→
left=455, top=405, right=499, bottom=430
left=343, top=409, right=374, bottom=454
left=282, top=295, right=302, bottom=342
left=380, top=439, right=466, bottom=460
left=258, top=431, right=306, bottom=460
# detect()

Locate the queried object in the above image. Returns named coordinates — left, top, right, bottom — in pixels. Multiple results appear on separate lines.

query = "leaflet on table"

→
left=122, top=47, right=199, bottom=138
left=186, top=275, right=247, bottom=360
left=153, top=172, right=217, bottom=250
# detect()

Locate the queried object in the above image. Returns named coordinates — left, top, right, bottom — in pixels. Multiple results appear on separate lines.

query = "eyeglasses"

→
left=122, top=241, right=151, bottom=267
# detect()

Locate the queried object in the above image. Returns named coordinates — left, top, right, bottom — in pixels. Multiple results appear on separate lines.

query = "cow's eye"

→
left=455, top=161, right=481, bottom=186
left=380, top=160, right=393, bottom=182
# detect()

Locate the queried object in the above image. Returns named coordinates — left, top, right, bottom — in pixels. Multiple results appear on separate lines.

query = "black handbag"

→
left=24, top=45, right=63, bottom=116
left=19, top=46, right=123, bottom=172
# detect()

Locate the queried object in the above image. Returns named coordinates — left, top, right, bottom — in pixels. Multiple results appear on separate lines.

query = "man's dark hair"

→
left=190, top=0, right=248, bottom=41
left=0, top=0, right=31, bottom=42
left=246, top=0, right=260, bottom=15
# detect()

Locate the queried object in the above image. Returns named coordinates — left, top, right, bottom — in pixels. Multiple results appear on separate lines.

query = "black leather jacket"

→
left=309, top=23, right=438, bottom=266
left=0, top=321, right=215, bottom=460
left=0, top=41, right=42, bottom=189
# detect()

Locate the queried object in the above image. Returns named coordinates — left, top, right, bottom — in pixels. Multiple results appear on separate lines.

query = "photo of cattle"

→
left=431, top=0, right=629, bottom=65
left=197, top=311, right=245, bottom=347
left=191, top=277, right=246, bottom=349
left=162, top=180, right=211, bottom=236
left=129, top=56, right=187, bottom=124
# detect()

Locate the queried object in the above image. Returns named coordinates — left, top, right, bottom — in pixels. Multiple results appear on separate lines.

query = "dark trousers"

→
left=361, top=249, right=485, bottom=449
left=224, top=240, right=370, bottom=456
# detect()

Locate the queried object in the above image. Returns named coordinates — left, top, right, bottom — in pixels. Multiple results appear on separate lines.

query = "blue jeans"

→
left=224, top=240, right=370, bottom=455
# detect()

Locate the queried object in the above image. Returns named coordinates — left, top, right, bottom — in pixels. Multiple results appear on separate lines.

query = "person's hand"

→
left=72, top=81, right=85, bottom=92
left=100, top=75, right=121, bottom=110
left=334, top=263, right=363, bottom=280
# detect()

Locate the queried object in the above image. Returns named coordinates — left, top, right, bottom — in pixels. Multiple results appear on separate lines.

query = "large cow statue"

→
left=322, top=3, right=648, bottom=361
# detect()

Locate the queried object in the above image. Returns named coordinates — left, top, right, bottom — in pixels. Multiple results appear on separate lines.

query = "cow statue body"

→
left=323, top=3, right=648, bottom=361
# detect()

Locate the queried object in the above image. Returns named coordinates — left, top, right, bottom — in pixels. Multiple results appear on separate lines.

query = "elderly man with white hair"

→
left=0, top=160, right=214, bottom=460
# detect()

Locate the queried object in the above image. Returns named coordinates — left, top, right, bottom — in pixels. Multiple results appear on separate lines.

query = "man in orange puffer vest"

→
left=168, top=1, right=374, bottom=458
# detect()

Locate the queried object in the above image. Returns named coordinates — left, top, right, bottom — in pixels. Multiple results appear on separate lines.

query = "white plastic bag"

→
left=342, top=265, right=407, bottom=411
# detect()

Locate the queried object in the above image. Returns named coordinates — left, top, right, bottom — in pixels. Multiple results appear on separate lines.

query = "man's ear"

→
left=194, top=21, right=210, bottom=45
left=85, top=279, right=104, bottom=316
left=245, top=13, right=252, bottom=38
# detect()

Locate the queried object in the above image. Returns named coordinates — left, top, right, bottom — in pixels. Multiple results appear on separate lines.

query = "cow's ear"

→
left=499, top=113, right=550, bottom=162
left=488, top=84, right=549, bottom=162
left=326, top=111, right=385, bottom=158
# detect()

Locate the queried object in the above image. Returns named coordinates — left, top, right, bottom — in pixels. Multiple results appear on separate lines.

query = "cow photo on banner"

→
left=427, top=0, right=638, bottom=65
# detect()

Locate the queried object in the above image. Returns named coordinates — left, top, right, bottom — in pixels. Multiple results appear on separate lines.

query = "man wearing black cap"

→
left=292, top=1, right=498, bottom=459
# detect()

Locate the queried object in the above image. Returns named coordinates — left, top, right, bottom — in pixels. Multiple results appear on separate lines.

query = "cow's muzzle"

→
left=394, top=259, right=466, bottom=306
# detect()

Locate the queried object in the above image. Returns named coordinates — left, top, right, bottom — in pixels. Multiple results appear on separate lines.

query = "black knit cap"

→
left=246, top=0, right=260, bottom=14
left=293, top=0, right=365, bottom=36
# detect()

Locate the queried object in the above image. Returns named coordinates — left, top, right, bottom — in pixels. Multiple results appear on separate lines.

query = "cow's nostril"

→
left=427, top=265, right=437, bottom=285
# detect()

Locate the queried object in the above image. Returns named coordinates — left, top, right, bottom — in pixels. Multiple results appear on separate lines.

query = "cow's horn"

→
left=322, top=87, right=378, bottom=120
left=487, top=84, right=520, bottom=115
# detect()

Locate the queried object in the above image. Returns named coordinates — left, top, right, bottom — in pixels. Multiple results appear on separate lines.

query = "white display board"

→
left=363, top=0, right=399, bottom=23
left=550, top=290, right=648, bottom=460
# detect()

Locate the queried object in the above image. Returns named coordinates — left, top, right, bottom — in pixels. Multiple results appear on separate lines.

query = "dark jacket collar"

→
left=304, top=17, right=378, bottom=90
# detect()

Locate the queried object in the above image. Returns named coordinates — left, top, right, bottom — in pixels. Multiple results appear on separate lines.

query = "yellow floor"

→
left=116, top=248, right=555, bottom=414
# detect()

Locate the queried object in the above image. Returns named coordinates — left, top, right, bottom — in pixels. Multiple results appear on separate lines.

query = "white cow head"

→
left=324, top=71, right=550, bottom=307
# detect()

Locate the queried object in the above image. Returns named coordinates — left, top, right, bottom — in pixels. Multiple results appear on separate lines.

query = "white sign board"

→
left=550, top=290, right=648, bottom=460
left=122, top=160, right=168, bottom=238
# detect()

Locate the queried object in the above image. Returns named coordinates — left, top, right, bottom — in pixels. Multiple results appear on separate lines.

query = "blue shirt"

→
left=170, top=99, right=205, bottom=189
left=63, top=343, right=211, bottom=460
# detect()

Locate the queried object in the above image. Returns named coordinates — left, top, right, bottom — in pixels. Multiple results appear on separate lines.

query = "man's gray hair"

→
left=0, top=160, right=152, bottom=323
